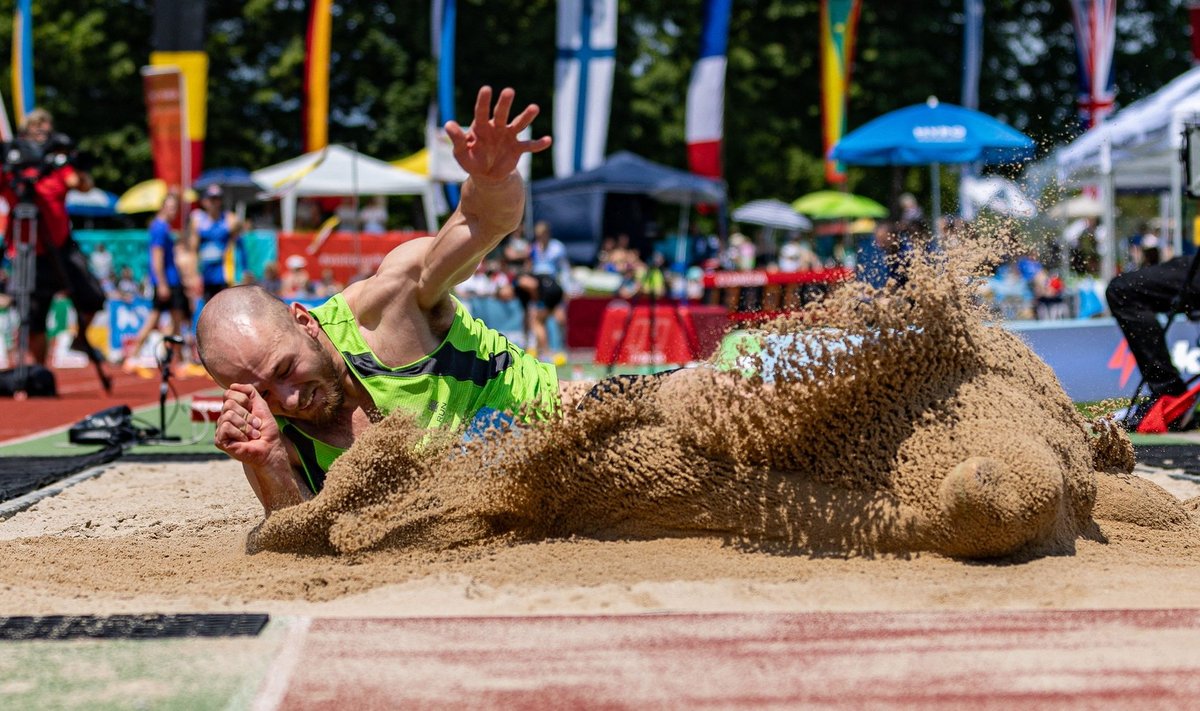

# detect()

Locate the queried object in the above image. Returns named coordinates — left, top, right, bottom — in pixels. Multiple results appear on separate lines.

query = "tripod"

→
left=142, top=335, right=182, bottom=444
left=8, top=197, right=37, bottom=398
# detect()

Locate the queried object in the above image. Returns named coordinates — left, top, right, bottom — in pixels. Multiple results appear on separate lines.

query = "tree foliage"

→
left=0, top=0, right=1191, bottom=208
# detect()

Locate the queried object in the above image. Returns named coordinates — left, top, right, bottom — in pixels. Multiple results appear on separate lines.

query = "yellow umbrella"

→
left=115, top=179, right=198, bottom=214
left=391, top=147, right=430, bottom=175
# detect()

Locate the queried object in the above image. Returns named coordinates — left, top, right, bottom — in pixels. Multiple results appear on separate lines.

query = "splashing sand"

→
left=251, top=237, right=1190, bottom=560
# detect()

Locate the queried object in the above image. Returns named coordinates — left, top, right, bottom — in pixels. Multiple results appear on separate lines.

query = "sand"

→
left=1, top=459, right=1200, bottom=617
left=5, top=235, right=1200, bottom=616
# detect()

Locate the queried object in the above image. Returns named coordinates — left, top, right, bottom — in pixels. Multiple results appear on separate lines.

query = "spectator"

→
left=359, top=196, right=388, bottom=234
left=259, top=261, right=283, bottom=296
left=899, top=192, right=924, bottom=223
left=89, top=242, right=114, bottom=286
left=123, top=193, right=191, bottom=370
left=115, top=266, right=140, bottom=301
left=190, top=184, right=245, bottom=302
left=529, top=220, right=570, bottom=353
left=725, top=232, right=756, bottom=271
left=281, top=255, right=315, bottom=299
left=314, top=267, right=343, bottom=298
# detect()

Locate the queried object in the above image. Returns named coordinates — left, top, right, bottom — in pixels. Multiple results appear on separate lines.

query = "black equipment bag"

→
left=0, top=366, right=57, bottom=397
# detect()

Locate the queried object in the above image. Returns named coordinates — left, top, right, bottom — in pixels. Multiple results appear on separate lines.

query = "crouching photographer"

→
left=1, top=108, right=109, bottom=394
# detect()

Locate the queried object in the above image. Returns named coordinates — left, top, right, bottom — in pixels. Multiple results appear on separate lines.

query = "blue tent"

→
left=531, top=152, right=725, bottom=263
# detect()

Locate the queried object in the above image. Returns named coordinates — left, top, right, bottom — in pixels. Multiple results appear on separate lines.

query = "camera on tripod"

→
left=1, top=133, right=81, bottom=186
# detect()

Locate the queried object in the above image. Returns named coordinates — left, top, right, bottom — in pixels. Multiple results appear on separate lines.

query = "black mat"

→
left=1135, top=444, right=1200, bottom=476
left=0, top=445, right=122, bottom=503
left=0, top=613, right=270, bottom=640
left=0, top=449, right=227, bottom=505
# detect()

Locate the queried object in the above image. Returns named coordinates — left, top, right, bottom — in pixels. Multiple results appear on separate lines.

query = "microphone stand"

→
left=145, top=335, right=182, bottom=443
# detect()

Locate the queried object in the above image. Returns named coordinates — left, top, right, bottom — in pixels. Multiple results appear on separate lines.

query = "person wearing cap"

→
left=189, top=183, right=245, bottom=303
left=194, top=87, right=592, bottom=513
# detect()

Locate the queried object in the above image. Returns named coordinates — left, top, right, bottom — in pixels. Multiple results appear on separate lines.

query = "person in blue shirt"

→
left=124, top=193, right=192, bottom=368
left=190, top=184, right=245, bottom=303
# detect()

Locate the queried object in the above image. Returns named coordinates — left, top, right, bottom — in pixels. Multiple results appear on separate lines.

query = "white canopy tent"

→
left=252, top=144, right=440, bottom=232
left=1055, top=65, right=1200, bottom=264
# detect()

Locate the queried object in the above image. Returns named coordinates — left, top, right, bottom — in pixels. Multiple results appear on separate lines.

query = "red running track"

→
left=270, top=610, right=1200, bottom=709
left=0, top=364, right=215, bottom=443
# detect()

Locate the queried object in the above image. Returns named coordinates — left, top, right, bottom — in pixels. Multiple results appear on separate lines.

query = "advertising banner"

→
left=276, top=231, right=429, bottom=285
left=1007, top=319, right=1200, bottom=403
left=141, top=67, right=189, bottom=207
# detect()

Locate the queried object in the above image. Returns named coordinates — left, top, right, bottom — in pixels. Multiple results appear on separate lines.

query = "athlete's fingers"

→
left=508, top=103, right=540, bottom=132
left=492, top=87, right=515, bottom=127
left=473, top=86, right=493, bottom=130
left=519, top=136, right=553, bottom=154
left=444, top=120, right=467, bottom=150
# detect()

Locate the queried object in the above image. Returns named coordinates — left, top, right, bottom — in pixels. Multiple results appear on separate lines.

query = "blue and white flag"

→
left=553, top=0, right=617, bottom=177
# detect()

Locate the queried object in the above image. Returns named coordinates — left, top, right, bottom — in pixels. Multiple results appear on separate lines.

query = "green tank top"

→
left=279, top=293, right=559, bottom=494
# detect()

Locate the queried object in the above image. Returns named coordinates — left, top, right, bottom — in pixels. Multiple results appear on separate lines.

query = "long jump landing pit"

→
left=3, top=460, right=1200, bottom=707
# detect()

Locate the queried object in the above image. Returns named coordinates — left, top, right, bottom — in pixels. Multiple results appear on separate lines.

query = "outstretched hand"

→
left=445, top=86, right=552, bottom=184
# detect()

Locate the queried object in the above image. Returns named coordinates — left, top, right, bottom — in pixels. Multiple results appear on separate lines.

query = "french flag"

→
left=686, top=0, right=733, bottom=179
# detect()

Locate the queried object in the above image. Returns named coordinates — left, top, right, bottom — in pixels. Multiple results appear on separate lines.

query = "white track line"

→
left=250, top=616, right=312, bottom=711
left=0, top=464, right=111, bottom=520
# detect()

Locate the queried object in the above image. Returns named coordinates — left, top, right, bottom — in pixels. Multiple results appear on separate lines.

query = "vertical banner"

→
left=151, top=0, right=208, bottom=180
left=303, top=0, right=333, bottom=152
left=141, top=67, right=190, bottom=215
left=685, top=0, right=733, bottom=179
left=1191, top=2, right=1200, bottom=65
left=430, top=0, right=460, bottom=206
left=11, top=0, right=34, bottom=123
left=819, top=0, right=862, bottom=185
left=150, top=52, right=208, bottom=181
left=553, top=0, right=618, bottom=178
left=958, top=0, right=985, bottom=220
left=1068, top=0, right=1118, bottom=128
left=961, top=0, right=984, bottom=111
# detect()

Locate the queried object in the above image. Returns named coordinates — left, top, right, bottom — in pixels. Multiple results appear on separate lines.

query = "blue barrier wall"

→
left=74, top=229, right=278, bottom=282
left=1005, top=318, right=1200, bottom=402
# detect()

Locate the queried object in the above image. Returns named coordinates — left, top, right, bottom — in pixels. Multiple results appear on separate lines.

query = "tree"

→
left=0, top=0, right=1191, bottom=211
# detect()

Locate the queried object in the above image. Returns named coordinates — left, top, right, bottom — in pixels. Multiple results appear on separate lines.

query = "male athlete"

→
left=199, top=87, right=584, bottom=513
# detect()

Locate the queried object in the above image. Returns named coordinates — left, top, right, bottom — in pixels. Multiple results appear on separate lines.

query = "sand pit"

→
left=2, top=459, right=1200, bottom=617
left=6, top=238, right=1200, bottom=616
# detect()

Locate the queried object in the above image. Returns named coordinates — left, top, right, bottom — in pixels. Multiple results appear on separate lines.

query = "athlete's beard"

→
left=306, top=336, right=345, bottom=426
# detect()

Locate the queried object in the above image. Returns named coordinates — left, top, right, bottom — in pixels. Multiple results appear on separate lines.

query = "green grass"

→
left=0, top=619, right=289, bottom=711
left=0, top=395, right=223, bottom=458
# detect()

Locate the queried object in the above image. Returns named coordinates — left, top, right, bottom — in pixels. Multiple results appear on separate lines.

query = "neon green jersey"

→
left=279, top=293, right=559, bottom=493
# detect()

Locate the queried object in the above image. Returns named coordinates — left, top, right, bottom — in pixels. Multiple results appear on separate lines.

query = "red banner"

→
left=276, top=231, right=430, bottom=285
left=141, top=66, right=189, bottom=207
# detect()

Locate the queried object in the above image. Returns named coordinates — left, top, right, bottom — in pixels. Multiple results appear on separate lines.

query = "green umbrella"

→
left=792, top=190, right=888, bottom=220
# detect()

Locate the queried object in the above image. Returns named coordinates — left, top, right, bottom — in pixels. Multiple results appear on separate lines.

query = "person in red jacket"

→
left=1, top=109, right=106, bottom=375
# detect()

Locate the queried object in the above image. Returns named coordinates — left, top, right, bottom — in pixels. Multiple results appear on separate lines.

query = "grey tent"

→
left=531, top=151, right=726, bottom=263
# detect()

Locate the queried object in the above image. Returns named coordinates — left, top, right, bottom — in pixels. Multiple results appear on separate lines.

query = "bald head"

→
left=197, top=285, right=296, bottom=378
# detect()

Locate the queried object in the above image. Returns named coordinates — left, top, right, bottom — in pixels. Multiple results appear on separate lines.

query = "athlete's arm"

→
left=409, top=86, right=551, bottom=312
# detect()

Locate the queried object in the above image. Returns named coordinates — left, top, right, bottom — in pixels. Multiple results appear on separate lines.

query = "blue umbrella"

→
left=830, top=97, right=1035, bottom=232
left=66, top=188, right=118, bottom=217
left=194, top=166, right=259, bottom=190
